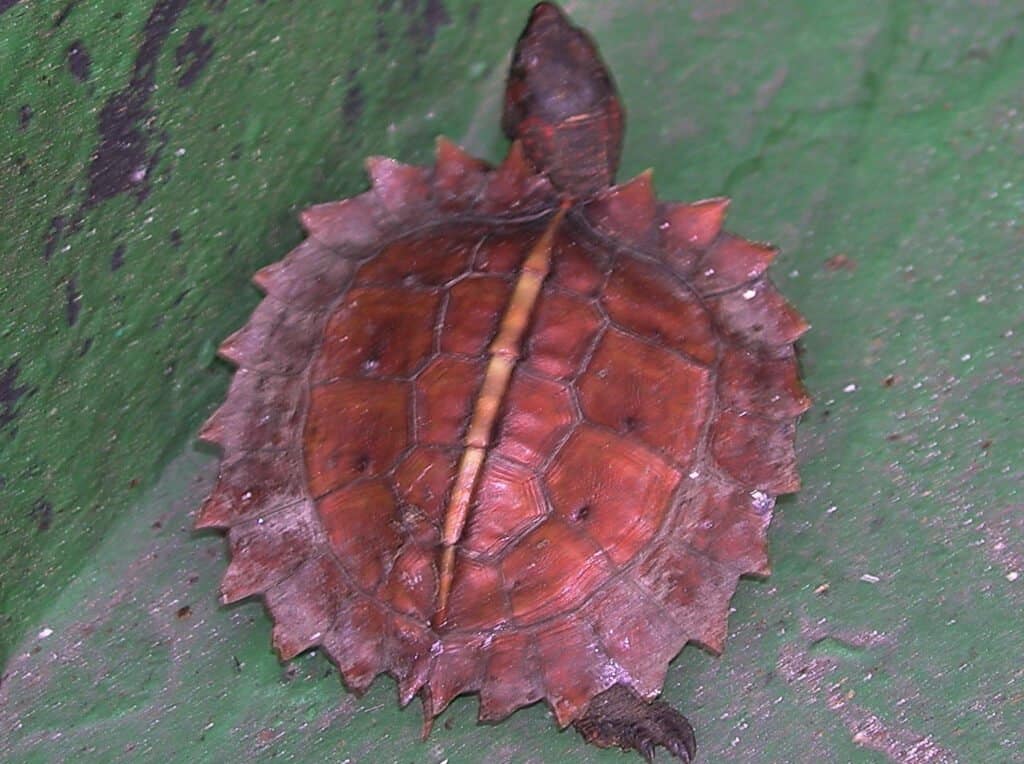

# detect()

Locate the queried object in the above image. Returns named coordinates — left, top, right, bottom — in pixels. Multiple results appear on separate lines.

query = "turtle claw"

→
left=573, top=684, right=697, bottom=762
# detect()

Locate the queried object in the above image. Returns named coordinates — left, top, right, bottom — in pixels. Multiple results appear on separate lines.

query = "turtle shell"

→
left=197, top=1, right=809, bottom=752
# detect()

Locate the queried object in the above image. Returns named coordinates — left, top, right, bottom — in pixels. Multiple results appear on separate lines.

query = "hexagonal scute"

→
left=415, top=355, right=485, bottom=447
left=523, top=289, right=604, bottom=380
left=493, top=370, right=577, bottom=469
left=602, top=255, right=716, bottom=365
left=316, top=478, right=401, bottom=592
left=393, top=445, right=458, bottom=530
left=304, top=378, right=409, bottom=498
left=462, top=457, right=549, bottom=559
left=500, top=516, right=612, bottom=625
left=578, top=328, right=711, bottom=469
left=353, top=225, right=477, bottom=287
left=440, top=275, right=512, bottom=356
left=545, top=424, right=681, bottom=566
left=311, top=286, right=441, bottom=381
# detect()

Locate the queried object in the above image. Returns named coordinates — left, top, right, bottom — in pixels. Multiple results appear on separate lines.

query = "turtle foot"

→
left=572, top=684, right=697, bottom=763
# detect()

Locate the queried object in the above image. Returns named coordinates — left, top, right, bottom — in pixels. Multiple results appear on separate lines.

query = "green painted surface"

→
left=1, top=1, right=1021, bottom=762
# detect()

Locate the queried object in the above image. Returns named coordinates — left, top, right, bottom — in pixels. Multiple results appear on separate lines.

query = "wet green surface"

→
left=1, top=1, right=1022, bottom=762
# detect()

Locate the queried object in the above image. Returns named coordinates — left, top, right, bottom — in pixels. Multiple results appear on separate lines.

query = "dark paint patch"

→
left=0, top=0, right=23, bottom=15
left=169, top=229, right=182, bottom=247
left=343, top=68, right=365, bottom=127
left=79, top=337, right=93, bottom=356
left=175, top=26, right=214, bottom=89
left=65, top=277, right=82, bottom=326
left=84, top=0, right=189, bottom=209
left=66, top=40, right=91, bottom=81
left=18, top=105, right=33, bottom=130
left=402, top=0, right=451, bottom=54
left=31, top=499, right=54, bottom=532
left=111, top=244, right=125, bottom=271
left=377, top=0, right=451, bottom=56
left=42, top=216, right=66, bottom=261
left=0, top=362, right=34, bottom=434
left=51, top=0, right=78, bottom=27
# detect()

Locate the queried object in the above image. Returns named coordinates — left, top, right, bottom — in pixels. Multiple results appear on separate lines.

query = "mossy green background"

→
left=1, top=1, right=1021, bottom=762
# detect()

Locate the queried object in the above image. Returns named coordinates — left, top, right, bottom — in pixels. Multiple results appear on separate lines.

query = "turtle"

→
left=196, top=3, right=810, bottom=761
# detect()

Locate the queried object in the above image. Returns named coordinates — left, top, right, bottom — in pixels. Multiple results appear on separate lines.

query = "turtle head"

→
left=502, top=2, right=624, bottom=198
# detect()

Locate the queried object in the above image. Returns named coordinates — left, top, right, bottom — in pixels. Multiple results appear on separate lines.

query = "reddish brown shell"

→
left=197, top=135, right=810, bottom=730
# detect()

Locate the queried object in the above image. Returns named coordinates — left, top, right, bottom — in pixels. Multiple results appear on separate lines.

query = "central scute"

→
left=303, top=217, right=714, bottom=631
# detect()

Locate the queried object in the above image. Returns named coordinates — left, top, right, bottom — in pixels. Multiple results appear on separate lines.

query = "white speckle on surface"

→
left=1007, top=571, right=1019, bottom=582
left=826, top=505, right=838, bottom=514
left=750, top=490, right=773, bottom=513
left=961, top=353, right=971, bottom=362
left=688, top=470, right=700, bottom=479
left=859, top=574, right=880, bottom=584
left=37, top=628, right=53, bottom=639
left=843, top=383, right=857, bottom=393
left=742, top=288, right=757, bottom=300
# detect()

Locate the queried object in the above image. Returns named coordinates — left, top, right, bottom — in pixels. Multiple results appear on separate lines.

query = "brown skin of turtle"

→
left=197, top=3, right=810, bottom=762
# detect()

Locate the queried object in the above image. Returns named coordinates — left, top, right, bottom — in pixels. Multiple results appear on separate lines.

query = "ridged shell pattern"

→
left=197, top=138, right=810, bottom=727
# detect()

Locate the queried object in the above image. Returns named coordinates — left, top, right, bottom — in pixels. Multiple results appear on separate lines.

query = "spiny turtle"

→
left=197, top=3, right=810, bottom=760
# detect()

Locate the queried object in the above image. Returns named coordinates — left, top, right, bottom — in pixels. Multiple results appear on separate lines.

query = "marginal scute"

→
left=691, top=233, right=778, bottom=296
left=266, top=554, right=353, bottom=660
left=632, top=538, right=738, bottom=654
left=677, top=475, right=774, bottom=577
left=536, top=618, right=621, bottom=727
left=583, top=170, right=658, bottom=247
left=711, top=410, right=800, bottom=493
left=321, top=596, right=390, bottom=692
left=218, top=297, right=320, bottom=375
left=422, top=633, right=487, bottom=718
left=592, top=578, right=681, bottom=697
left=219, top=501, right=323, bottom=603
left=662, top=197, right=729, bottom=254
left=253, top=239, right=357, bottom=310
left=480, top=140, right=557, bottom=213
left=478, top=629, right=544, bottom=722
left=433, top=136, right=490, bottom=208
left=198, top=369, right=304, bottom=453
left=718, top=346, right=811, bottom=419
left=299, top=192, right=384, bottom=250
left=366, top=155, right=433, bottom=214
left=707, top=277, right=810, bottom=348
left=197, top=449, right=307, bottom=529
left=390, top=615, right=435, bottom=706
